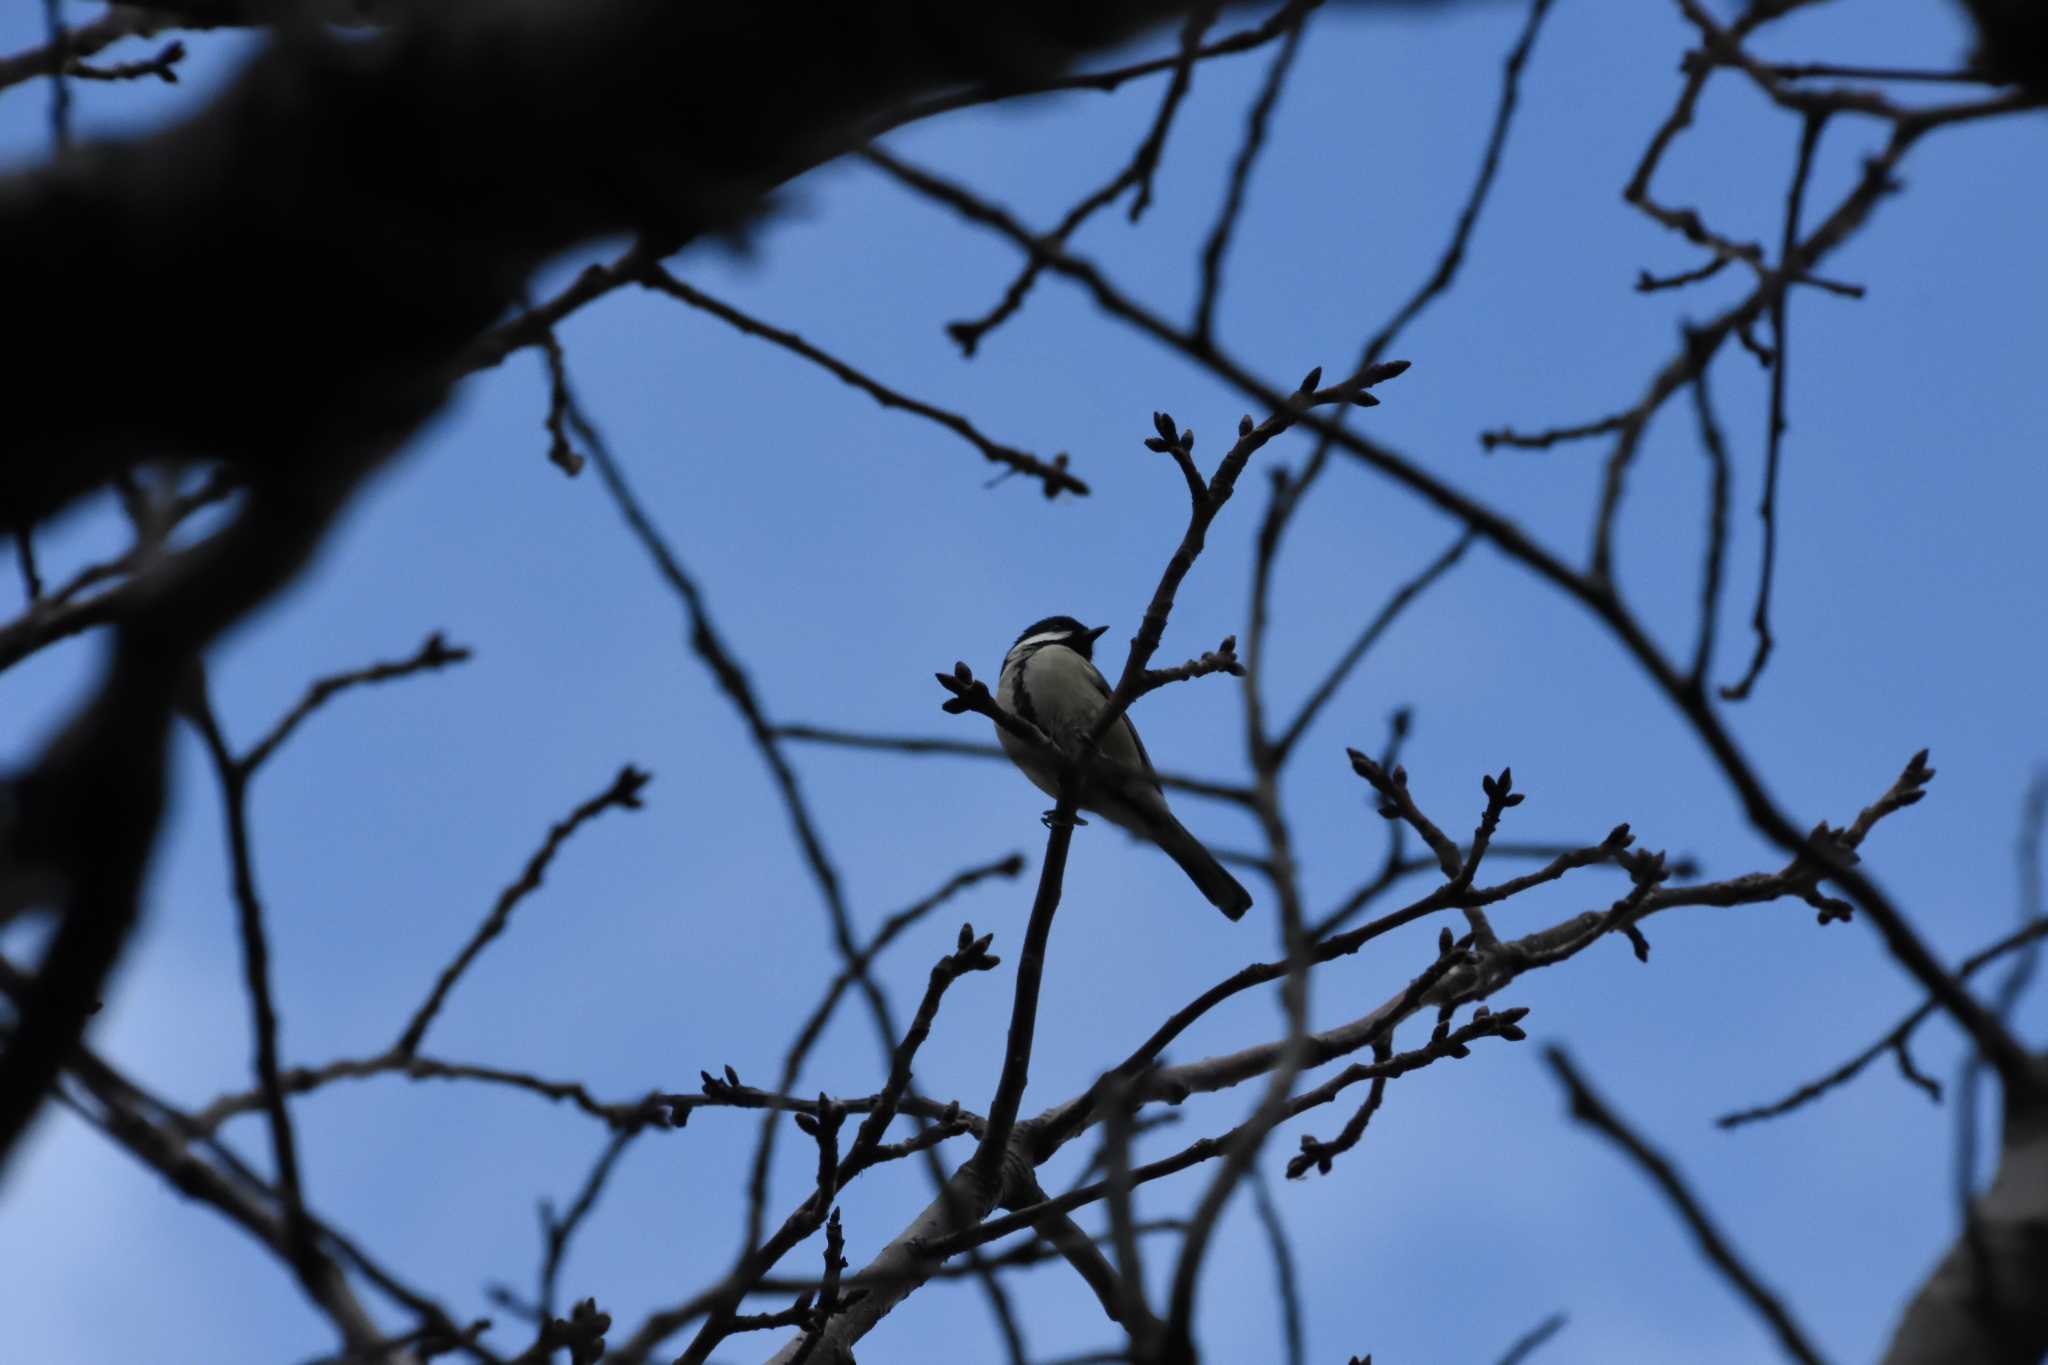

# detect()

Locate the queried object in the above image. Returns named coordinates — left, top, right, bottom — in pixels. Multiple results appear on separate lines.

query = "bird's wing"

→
left=1079, top=653, right=1163, bottom=792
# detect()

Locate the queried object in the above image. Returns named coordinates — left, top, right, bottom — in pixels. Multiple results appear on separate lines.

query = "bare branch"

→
left=771, top=723, right=1256, bottom=806
left=1247, top=1169, right=1306, bottom=1365
left=1686, top=332, right=1734, bottom=690
left=1191, top=9, right=1308, bottom=342
left=1274, top=531, right=1473, bottom=766
left=243, top=632, right=471, bottom=775
left=1495, top=1312, right=1569, bottom=1365
left=179, top=675, right=317, bottom=1291
left=637, top=265, right=1085, bottom=498
left=395, top=764, right=650, bottom=1057
left=1723, top=110, right=1828, bottom=701
left=1546, top=1048, right=1829, bottom=1365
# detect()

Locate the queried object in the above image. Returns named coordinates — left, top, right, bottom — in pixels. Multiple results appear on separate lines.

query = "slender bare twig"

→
left=244, top=632, right=471, bottom=775
left=0, top=471, right=239, bottom=678
left=1723, top=110, right=1827, bottom=701
left=68, top=39, right=186, bottom=84
left=177, top=677, right=317, bottom=1290
left=537, top=1128, right=639, bottom=1319
left=1128, top=5, right=1222, bottom=222
left=1367, top=0, right=1555, bottom=366
left=1495, top=1312, right=1569, bottom=1365
left=946, top=3, right=1236, bottom=356
left=780, top=853, right=1027, bottom=1093
left=395, top=765, right=650, bottom=1057
left=1740, top=60, right=2014, bottom=85
left=856, top=0, right=1322, bottom=151
left=1546, top=1048, right=1829, bottom=1365
left=1686, top=330, right=1733, bottom=690
left=1637, top=254, right=1732, bottom=293
left=845, top=923, right=1002, bottom=1171
left=1192, top=8, right=1309, bottom=342
left=0, top=8, right=161, bottom=94
left=1248, top=1168, right=1306, bottom=1365
left=770, top=723, right=1256, bottom=806
left=1273, top=531, right=1474, bottom=766
left=1481, top=411, right=1632, bottom=452
left=636, top=265, right=1084, bottom=497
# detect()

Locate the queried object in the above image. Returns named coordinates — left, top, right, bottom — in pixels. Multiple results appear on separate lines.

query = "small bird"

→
left=995, top=615, right=1251, bottom=920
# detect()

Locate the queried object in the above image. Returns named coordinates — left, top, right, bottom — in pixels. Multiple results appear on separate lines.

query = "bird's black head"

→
left=1013, top=615, right=1109, bottom=659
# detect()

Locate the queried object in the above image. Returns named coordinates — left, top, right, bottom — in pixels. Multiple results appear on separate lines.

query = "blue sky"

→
left=3, top=3, right=2046, bottom=1363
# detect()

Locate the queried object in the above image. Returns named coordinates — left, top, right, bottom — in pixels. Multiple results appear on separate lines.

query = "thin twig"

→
left=1686, top=331, right=1733, bottom=691
left=244, top=632, right=471, bottom=775
left=179, top=676, right=317, bottom=1290
left=946, top=4, right=1233, bottom=356
left=1546, top=1048, right=1829, bottom=1365
left=1248, top=1168, right=1306, bottom=1365
left=637, top=264, right=1084, bottom=497
left=395, top=765, right=650, bottom=1056
left=1192, top=10, right=1309, bottom=342
left=770, top=722, right=1256, bottom=806
left=1723, top=110, right=1827, bottom=700
left=538, top=1128, right=640, bottom=1318
left=1495, top=1311, right=1569, bottom=1365
left=1273, top=531, right=1474, bottom=765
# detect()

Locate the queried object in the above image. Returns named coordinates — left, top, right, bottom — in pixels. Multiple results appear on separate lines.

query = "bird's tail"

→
left=1149, top=811, right=1252, bottom=921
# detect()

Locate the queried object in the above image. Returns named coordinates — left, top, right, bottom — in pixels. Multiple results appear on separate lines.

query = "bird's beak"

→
left=1085, top=624, right=1110, bottom=644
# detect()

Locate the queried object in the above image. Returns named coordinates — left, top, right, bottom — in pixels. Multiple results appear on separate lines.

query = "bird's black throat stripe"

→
left=1012, top=649, right=1045, bottom=737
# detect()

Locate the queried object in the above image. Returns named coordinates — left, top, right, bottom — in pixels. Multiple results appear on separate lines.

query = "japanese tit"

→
left=995, top=615, right=1251, bottom=921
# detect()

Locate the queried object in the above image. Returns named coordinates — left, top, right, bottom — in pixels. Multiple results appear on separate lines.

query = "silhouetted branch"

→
left=244, top=632, right=471, bottom=775
left=1495, top=1312, right=1568, bottom=1365
left=1546, top=1048, right=1828, bottom=1365
left=946, top=3, right=1231, bottom=356
left=537, top=1129, right=640, bottom=1320
left=180, top=674, right=318, bottom=1291
left=1686, top=332, right=1733, bottom=690
left=395, top=764, right=650, bottom=1057
left=638, top=265, right=1084, bottom=497
left=1247, top=1169, right=1306, bottom=1365
left=1192, top=10, right=1308, bottom=343
left=1274, top=532, right=1473, bottom=766
left=771, top=723, right=1256, bottom=806
left=1722, top=110, right=1827, bottom=701
left=1717, top=915, right=2048, bottom=1127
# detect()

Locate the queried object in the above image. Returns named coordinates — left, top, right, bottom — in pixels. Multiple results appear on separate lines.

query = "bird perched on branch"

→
left=995, top=615, right=1251, bottom=920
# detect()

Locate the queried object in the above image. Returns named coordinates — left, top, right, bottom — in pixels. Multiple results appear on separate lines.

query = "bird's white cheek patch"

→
left=1012, top=631, right=1071, bottom=653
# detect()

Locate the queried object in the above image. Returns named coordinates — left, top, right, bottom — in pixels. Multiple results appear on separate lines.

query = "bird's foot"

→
left=1041, top=808, right=1089, bottom=830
